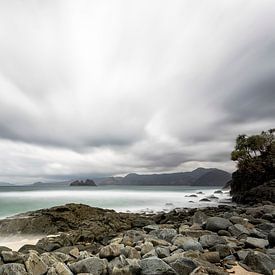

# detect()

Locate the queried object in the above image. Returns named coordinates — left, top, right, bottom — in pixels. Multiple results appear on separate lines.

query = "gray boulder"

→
left=140, top=256, right=177, bottom=275
left=245, top=237, right=269, bottom=249
left=228, top=224, right=249, bottom=237
left=205, top=217, right=232, bottom=232
left=244, top=251, right=275, bottom=275
left=192, top=211, right=208, bottom=225
left=1, top=251, right=25, bottom=263
left=199, top=234, right=226, bottom=248
left=0, top=263, right=27, bottom=275
left=155, top=246, right=170, bottom=258
left=69, top=257, right=108, bottom=274
left=99, top=244, right=123, bottom=259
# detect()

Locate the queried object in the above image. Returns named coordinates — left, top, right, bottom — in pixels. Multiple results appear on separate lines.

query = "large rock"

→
left=0, top=263, right=28, bottom=275
left=1, top=251, right=25, bottom=263
left=244, top=251, right=275, bottom=275
left=192, top=211, right=208, bottom=225
left=140, top=257, right=177, bottom=275
left=25, top=252, right=48, bottom=275
left=205, top=217, right=232, bottom=232
left=55, top=262, right=73, bottom=275
left=69, top=257, right=108, bottom=274
left=199, top=234, right=226, bottom=248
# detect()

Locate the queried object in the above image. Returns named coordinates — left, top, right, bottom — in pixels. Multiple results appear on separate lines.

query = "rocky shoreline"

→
left=0, top=200, right=275, bottom=274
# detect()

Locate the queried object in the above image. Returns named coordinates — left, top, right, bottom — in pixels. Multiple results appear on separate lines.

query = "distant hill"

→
left=96, top=168, right=231, bottom=186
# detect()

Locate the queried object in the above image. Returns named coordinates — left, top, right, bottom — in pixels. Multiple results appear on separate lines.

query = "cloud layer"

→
left=0, top=0, right=274, bottom=183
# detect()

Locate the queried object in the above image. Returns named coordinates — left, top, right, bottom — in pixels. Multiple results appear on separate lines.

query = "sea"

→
left=0, top=185, right=231, bottom=219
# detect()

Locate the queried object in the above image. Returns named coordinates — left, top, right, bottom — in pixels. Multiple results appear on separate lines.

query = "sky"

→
left=0, top=0, right=274, bottom=183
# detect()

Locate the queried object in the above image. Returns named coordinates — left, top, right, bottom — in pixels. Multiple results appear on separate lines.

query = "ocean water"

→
left=0, top=185, right=231, bottom=219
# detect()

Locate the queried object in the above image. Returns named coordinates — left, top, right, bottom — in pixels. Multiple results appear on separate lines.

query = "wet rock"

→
left=244, top=251, right=275, bottom=275
left=199, top=198, right=211, bottom=202
left=0, top=246, right=12, bottom=254
left=140, top=256, right=177, bottom=275
left=199, top=234, right=226, bottom=248
left=214, top=190, right=223, bottom=194
left=245, top=237, right=269, bottom=249
left=69, top=257, right=108, bottom=274
left=205, top=217, right=232, bottom=232
left=149, top=228, right=177, bottom=242
left=0, top=263, right=28, bottom=275
left=169, top=257, right=198, bottom=275
left=24, top=252, right=48, bottom=275
left=99, top=244, right=124, bottom=259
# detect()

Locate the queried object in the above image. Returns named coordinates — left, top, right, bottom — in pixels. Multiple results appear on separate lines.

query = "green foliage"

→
left=231, top=129, right=275, bottom=173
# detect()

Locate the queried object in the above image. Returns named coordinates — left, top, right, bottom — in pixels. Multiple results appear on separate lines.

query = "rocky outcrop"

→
left=0, top=203, right=275, bottom=274
left=232, top=179, right=275, bottom=204
left=70, top=179, right=96, bottom=186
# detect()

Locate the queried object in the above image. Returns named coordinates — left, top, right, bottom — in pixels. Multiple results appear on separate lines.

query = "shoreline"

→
left=0, top=201, right=274, bottom=274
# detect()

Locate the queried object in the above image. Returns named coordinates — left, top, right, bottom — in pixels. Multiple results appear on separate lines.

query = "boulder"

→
left=228, top=224, right=250, bottom=237
left=199, top=234, right=226, bottom=248
left=205, top=217, right=232, bottom=232
left=155, top=246, right=170, bottom=258
left=210, top=244, right=234, bottom=258
left=140, top=242, right=154, bottom=256
left=143, top=225, right=159, bottom=233
left=18, top=244, right=45, bottom=254
left=245, top=237, right=269, bottom=249
left=69, top=257, right=108, bottom=274
left=0, top=263, right=28, bottom=275
left=140, top=257, right=177, bottom=275
left=192, top=211, right=208, bottom=225
left=25, top=252, right=48, bottom=275
left=201, top=251, right=220, bottom=263
left=122, top=246, right=140, bottom=259
left=244, top=251, right=275, bottom=275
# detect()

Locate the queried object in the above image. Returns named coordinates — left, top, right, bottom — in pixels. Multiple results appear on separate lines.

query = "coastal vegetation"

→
left=230, top=129, right=275, bottom=203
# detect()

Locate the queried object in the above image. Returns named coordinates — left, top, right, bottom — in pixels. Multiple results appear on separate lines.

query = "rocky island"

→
left=70, top=179, right=97, bottom=187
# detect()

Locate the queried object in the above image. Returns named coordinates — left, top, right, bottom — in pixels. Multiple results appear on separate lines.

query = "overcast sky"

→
left=0, top=0, right=274, bottom=183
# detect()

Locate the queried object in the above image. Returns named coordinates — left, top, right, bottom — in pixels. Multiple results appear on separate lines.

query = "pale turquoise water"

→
left=0, top=185, right=230, bottom=218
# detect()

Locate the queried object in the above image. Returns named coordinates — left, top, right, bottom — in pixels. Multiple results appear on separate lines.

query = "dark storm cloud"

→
left=0, top=0, right=274, bottom=183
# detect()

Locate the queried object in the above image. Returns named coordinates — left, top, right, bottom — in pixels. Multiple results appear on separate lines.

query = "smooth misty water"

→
left=0, top=185, right=231, bottom=219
